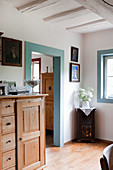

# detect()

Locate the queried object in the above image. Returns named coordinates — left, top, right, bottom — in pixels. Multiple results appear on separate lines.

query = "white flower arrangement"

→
left=77, top=87, right=94, bottom=101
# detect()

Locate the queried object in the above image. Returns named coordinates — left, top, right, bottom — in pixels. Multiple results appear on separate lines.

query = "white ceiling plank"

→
left=74, top=0, right=113, bottom=24
left=28, top=0, right=82, bottom=17
left=43, top=6, right=86, bottom=21
left=53, top=11, right=102, bottom=27
left=28, top=0, right=81, bottom=13
left=66, top=19, right=105, bottom=30
left=0, top=0, right=30, bottom=7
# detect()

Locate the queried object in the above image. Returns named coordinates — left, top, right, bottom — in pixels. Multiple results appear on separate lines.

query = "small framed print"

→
left=71, top=46, right=79, bottom=62
left=70, top=63, right=80, bottom=82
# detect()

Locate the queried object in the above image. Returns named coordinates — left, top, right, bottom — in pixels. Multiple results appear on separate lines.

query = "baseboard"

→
left=64, top=138, right=77, bottom=145
left=95, top=138, right=113, bottom=144
left=64, top=138, right=113, bottom=145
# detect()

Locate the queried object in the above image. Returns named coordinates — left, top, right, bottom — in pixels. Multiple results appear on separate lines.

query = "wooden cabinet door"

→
left=0, top=103, right=2, bottom=170
left=17, top=98, right=45, bottom=170
left=42, top=73, right=54, bottom=101
left=45, top=101, right=53, bottom=130
left=42, top=73, right=54, bottom=130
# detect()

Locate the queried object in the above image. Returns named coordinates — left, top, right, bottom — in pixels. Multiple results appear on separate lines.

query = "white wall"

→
left=83, top=29, right=113, bottom=141
left=41, top=56, right=53, bottom=73
left=0, top=2, right=83, bottom=143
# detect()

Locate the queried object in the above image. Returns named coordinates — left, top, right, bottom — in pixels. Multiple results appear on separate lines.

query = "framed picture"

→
left=71, top=46, right=79, bottom=62
left=0, top=38, right=2, bottom=65
left=70, top=63, right=80, bottom=82
left=2, top=37, right=22, bottom=67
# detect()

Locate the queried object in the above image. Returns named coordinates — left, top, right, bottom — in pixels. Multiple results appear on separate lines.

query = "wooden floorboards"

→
left=45, top=140, right=111, bottom=170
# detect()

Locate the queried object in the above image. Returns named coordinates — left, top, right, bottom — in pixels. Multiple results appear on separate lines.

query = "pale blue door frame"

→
left=25, top=41, right=64, bottom=147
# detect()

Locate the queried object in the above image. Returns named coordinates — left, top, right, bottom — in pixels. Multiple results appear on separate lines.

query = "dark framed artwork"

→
left=2, top=37, right=22, bottom=67
left=70, top=63, right=80, bottom=82
left=71, top=46, right=79, bottom=62
left=0, top=37, right=2, bottom=65
left=0, top=32, right=3, bottom=65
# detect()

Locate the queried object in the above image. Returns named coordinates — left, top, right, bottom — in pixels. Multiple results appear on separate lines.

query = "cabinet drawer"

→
left=2, top=116, right=15, bottom=134
left=1, top=101, right=15, bottom=117
left=2, top=133, right=15, bottom=152
left=2, top=150, right=16, bottom=169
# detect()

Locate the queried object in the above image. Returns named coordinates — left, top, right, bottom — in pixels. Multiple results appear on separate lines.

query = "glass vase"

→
left=82, top=101, right=90, bottom=108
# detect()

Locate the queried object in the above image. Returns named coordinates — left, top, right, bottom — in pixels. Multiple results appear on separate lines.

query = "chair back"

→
left=100, top=144, right=113, bottom=170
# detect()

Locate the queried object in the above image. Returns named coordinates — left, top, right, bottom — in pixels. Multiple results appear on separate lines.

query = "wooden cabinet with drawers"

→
left=2, top=133, right=15, bottom=152
left=0, top=95, right=47, bottom=170
left=0, top=99, right=16, bottom=170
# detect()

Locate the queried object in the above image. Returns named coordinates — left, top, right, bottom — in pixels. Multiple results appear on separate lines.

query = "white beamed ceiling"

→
left=1, top=0, right=113, bottom=34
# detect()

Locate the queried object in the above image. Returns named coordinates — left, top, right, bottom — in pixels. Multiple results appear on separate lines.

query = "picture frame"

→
left=0, top=37, right=2, bottom=64
left=2, top=37, right=22, bottom=67
left=70, top=63, right=80, bottom=82
left=71, top=46, right=79, bottom=62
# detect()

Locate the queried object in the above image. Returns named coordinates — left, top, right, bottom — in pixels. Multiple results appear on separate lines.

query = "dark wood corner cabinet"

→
left=77, top=108, right=96, bottom=142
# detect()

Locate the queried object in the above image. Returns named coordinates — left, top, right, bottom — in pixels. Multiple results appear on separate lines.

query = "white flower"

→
left=77, top=87, right=94, bottom=101
left=77, top=88, right=85, bottom=92
left=87, top=87, right=94, bottom=92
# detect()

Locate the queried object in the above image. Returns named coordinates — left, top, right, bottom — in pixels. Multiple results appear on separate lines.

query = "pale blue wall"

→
left=25, top=42, right=64, bottom=146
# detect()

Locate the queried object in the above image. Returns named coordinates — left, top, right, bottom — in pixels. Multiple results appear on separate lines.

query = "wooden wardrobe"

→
left=42, top=73, right=54, bottom=131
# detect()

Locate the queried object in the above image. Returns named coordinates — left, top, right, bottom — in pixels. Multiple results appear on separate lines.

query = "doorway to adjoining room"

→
left=31, top=52, right=54, bottom=147
left=25, top=41, right=64, bottom=147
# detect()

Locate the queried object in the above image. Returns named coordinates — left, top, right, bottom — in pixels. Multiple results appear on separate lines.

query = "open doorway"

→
left=25, top=41, right=64, bottom=147
left=31, top=52, right=54, bottom=147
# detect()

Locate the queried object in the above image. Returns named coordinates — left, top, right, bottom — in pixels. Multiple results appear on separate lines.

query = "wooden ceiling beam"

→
left=16, top=0, right=48, bottom=11
left=66, top=19, right=106, bottom=30
left=23, top=0, right=59, bottom=13
left=43, top=6, right=86, bottom=21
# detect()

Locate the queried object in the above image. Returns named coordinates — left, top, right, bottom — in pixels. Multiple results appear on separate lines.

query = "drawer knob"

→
left=49, top=86, right=52, bottom=90
left=6, top=122, right=11, bottom=126
left=7, top=157, right=11, bottom=161
left=19, top=137, right=23, bottom=141
left=6, top=140, right=11, bottom=144
left=6, top=105, right=11, bottom=108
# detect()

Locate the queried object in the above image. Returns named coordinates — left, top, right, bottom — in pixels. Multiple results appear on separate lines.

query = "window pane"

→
left=106, top=77, right=113, bottom=98
left=33, top=63, right=39, bottom=79
left=33, top=63, right=39, bottom=93
left=107, top=58, right=113, bottom=76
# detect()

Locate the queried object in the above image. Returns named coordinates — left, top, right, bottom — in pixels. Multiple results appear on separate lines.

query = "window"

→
left=105, top=57, right=113, bottom=98
left=31, top=58, right=41, bottom=93
left=97, top=49, right=113, bottom=103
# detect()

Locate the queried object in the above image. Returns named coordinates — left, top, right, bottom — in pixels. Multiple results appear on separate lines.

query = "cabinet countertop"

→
left=0, top=93, right=48, bottom=100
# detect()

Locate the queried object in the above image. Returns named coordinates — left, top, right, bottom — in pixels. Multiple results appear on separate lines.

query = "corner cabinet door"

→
left=17, top=98, right=46, bottom=170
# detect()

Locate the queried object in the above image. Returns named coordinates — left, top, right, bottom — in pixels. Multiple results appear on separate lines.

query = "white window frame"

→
left=105, top=56, right=113, bottom=99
